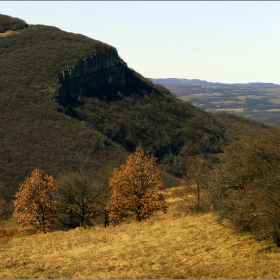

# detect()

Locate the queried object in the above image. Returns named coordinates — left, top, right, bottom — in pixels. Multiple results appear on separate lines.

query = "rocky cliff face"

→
left=56, top=50, right=126, bottom=104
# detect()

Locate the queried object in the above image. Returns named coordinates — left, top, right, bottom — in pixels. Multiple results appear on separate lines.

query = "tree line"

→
left=0, top=14, right=28, bottom=33
left=211, top=128, right=280, bottom=247
left=12, top=149, right=168, bottom=233
left=2, top=128, right=280, bottom=247
left=188, top=128, right=280, bottom=247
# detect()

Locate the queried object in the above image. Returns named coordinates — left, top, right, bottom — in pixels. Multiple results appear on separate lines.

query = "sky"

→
left=1, top=1, right=280, bottom=84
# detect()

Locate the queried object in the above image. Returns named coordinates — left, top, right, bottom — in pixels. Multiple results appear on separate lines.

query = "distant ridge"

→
left=151, top=78, right=280, bottom=88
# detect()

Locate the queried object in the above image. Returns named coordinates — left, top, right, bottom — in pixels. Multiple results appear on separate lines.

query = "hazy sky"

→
left=2, top=1, right=280, bottom=84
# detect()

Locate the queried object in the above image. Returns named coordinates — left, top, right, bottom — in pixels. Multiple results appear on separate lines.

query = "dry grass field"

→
left=0, top=30, right=19, bottom=37
left=0, top=187, right=280, bottom=279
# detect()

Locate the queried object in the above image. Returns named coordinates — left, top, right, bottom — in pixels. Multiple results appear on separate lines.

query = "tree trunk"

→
left=80, top=206, right=85, bottom=228
left=137, top=205, right=141, bottom=222
left=104, top=210, right=109, bottom=227
left=273, top=230, right=280, bottom=247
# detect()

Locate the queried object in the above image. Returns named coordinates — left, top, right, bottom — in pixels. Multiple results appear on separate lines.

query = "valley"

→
left=151, top=79, right=280, bottom=126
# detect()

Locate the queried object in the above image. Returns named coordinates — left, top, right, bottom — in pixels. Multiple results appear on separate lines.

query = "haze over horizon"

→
left=151, top=77, right=280, bottom=86
left=1, top=1, right=280, bottom=84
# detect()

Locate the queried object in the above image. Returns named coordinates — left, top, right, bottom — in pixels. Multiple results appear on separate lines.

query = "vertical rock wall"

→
left=56, top=50, right=126, bottom=104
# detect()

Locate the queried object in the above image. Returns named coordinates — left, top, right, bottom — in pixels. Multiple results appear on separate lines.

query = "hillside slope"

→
left=0, top=15, right=128, bottom=204
left=1, top=187, right=279, bottom=278
left=0, top=15, right=270, bottom=209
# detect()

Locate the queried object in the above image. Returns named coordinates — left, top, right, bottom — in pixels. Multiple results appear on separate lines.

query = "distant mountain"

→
left=151, top=78, right=280, bottom=88
left=150, top=78, right=220, bottom=86
left=240, top=82, right=280, bottom=88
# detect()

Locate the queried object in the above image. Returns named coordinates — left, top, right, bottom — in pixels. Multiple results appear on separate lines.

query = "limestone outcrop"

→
left=56, top=50, right=126, bottom=104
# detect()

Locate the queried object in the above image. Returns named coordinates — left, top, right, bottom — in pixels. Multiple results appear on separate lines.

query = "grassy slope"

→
left=0, top=187, right=279, bottom=279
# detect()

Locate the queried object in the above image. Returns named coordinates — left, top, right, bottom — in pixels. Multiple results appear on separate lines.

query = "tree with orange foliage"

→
left=106, top=149, right=168, bottom=222
left=13, top=169, right=58, bottom=233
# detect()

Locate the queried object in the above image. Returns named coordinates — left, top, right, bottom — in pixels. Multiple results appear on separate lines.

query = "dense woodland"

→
left=0, top=14, right=28, bottom=33
left=1, top=15, right=280, bottom=247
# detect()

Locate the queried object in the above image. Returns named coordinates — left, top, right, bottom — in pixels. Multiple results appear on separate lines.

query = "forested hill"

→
left=0, top=14, right=269, bottom=210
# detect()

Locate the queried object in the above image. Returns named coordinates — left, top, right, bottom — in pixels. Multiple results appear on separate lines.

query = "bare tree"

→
left=56, top=162, right=108, bottom=228
left=0, top=193, right=9, bottom=222
left=175, top=155, right=211, bottom=212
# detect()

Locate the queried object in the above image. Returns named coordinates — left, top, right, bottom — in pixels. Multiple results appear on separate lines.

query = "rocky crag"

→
left=56, top=50, right=126, bottom=104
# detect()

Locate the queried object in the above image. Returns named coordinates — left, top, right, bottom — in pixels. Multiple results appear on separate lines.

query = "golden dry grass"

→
left=0, top=30, right=19, bottom=37
left=0, top=187, right=280, bottom=279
